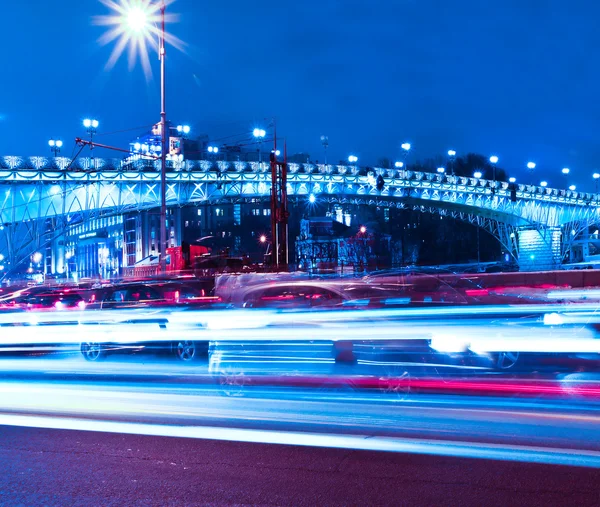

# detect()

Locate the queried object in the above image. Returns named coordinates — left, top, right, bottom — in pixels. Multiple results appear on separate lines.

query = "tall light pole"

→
left=320, top=135, right=329, bottom=165
left=158, top=0, right=167, bottom=273
left=96, top=0, right=176, bottom=273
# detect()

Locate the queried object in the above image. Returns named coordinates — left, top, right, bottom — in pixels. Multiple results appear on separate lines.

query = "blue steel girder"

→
left=1, top=165, right=599, bottom=228
left=1, top=160, right=600, bottom=271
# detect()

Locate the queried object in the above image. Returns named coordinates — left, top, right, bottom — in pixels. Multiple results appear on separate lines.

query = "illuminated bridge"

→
left=0, top=155, right=599, bottom=274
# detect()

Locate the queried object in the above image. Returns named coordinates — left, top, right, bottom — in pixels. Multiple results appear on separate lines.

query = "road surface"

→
left=1, top=425, right=600, bottom=506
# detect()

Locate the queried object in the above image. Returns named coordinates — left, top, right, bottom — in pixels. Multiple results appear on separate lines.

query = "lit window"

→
left=215, top=208, right=223, bottom=217
left=185, top=221, right=189, bottom=227
left=263, top=209, right=271, bottom=216
left=197, top=209, right=202, bottom=216
left=252, top=209, right=260, bottom=216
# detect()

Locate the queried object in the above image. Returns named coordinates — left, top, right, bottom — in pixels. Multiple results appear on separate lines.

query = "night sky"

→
left=2, top=0, right=600, bottom=190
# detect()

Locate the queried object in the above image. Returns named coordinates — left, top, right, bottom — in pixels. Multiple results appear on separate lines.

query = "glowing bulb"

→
left=127, top=7, right=148, bottom=33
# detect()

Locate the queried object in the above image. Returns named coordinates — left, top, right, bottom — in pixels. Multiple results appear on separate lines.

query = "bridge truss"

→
left=1, top=156, right=599, bottom=273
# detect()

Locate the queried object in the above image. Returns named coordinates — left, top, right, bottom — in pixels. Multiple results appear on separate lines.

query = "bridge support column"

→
left=517, top=227, right=561, bottom=271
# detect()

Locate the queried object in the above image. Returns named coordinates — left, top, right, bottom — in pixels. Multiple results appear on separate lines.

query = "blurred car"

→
left=23, top=292, right=87, bottom=311
left=85, top=281, right=220, bottom=310
left=78, top=280, right=225, bottom=362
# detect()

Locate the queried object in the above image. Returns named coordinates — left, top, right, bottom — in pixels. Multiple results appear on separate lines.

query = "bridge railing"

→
left=0, top=155, right=597, bottom=206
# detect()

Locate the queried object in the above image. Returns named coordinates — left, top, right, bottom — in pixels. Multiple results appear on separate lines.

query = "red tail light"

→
left=465, top=289, right=489, bottom=297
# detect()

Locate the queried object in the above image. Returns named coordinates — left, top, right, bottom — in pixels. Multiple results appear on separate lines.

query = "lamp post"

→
left=489, top=155, right=498, bottom=181
left=320, top=135, right=329, bottom=165
left=208, top=145, right=219, bottom=160
left=97, top=0, right=170, bottom=272
left=48, top=139, right=63, bottom=157
left=447, top=150, right=456, bottom=175
left=83, top=118, right=99, bottom=141
left=527, top=161, right=536, bottom=184
left=177, top=124, right=190, bottom=137
left=348, top=155, right=358, bottom=165
left=253, top=128, right=266, bottom=164
left=473, top=171, right=482, bottom=179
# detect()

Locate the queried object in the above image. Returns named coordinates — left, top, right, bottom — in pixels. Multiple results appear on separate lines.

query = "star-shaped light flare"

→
left=94, top=0, right=184, bottom=80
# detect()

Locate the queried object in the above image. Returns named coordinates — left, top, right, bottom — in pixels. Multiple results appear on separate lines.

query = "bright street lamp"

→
left=308, top=194, right=316, bottom=204
left=83, top=118, right=99, bottom=132
left=253, top=128, right=266, bottom=163
left=348, top=155, right=358, bottom=164
left=48, top=138, right=63, bottom=156
left=177, top=124, right=191, bottom=136
left=401, top=143, right=411, bottom=151
left=569, top=184, right=576, bottom=191
left=561, top=167, right=570, bottom=175
left=126, top=6, right=148, bottom=32
left=447, top=150, right=456, bottom=157
left=527, top=162, right=536, bottom=170
left=489, top=155, right=499, bottom=164
left=509, top=177, right=516, bottom=183
left=473, top=171, right=483, bottom=178
left=359, top=225, right=367, bottom=234
left=437, top=167, right=445, bottom=174
left=540, top=181, right=548, bottom=187
left=394, top=161, right=404, bottom=169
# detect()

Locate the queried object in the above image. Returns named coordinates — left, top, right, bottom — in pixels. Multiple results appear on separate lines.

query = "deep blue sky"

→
left=2, top=0, right=600, bottom=190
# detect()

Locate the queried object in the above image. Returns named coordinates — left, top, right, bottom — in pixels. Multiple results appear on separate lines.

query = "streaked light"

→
left=253, top=128, right=266, bottom=139
left=308, top=194, right=316, bottom=204
left=259, top=235, right=267, bottom=243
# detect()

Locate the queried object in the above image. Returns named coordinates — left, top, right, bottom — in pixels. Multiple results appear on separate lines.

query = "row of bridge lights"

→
left=46, top=123, right=600, bottom=193
left=48, top=118, right=100, bottom=157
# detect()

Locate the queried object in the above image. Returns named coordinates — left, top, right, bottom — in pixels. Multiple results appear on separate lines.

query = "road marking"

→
left=1, top=413, right=600, bottom=468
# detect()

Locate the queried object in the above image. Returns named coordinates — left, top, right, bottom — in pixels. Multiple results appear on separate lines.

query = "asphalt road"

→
left=1, top=425, right=600, bottom=507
